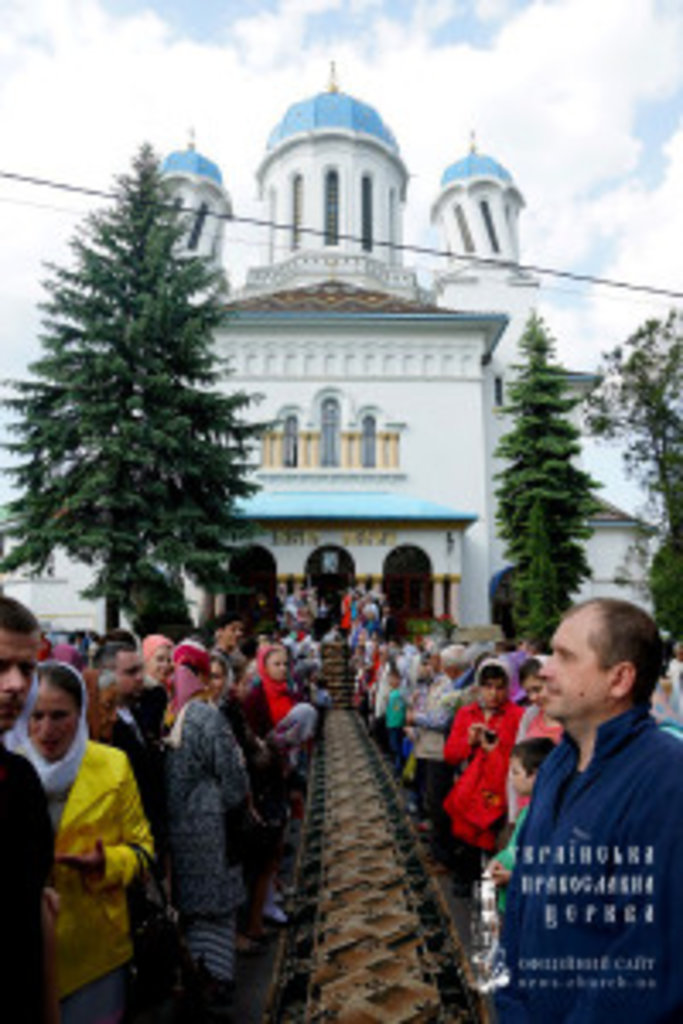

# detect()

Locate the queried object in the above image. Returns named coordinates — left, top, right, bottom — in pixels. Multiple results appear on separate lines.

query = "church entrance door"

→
left=305, top=545, right=355, bottom=624
left=383, top=545, right=433, bottom=633
left=225, top=545, right=277, bottom=629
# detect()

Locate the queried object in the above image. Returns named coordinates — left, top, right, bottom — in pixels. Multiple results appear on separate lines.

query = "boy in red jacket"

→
left=443, top=658, right=522, bottom=896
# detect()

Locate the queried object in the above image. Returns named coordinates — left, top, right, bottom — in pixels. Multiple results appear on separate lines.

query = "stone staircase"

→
left=321, top=639, right=353, bottom=708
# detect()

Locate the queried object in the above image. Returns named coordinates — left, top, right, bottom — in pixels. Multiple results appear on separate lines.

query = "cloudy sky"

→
left=2, top=0, right=682, bottom=511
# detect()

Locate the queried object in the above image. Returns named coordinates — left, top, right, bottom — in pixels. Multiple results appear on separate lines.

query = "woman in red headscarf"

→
left=242, top=644, right=294, bottom=737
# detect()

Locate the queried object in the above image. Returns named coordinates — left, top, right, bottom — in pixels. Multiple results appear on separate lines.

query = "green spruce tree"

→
left=495, top=313, right=599, bottom=643
left=2, top=143, right=263, bottom=627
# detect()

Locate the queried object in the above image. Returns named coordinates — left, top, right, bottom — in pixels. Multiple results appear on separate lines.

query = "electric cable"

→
left=1, top=167, right=682, bottom=302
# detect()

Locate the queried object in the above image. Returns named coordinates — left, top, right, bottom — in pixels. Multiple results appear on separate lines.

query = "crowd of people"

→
left=349, top=598, right=683, bottom=1021
left=2, top=586, right=683, bottom=1023
left=1, top=600, right=322, bottom=1023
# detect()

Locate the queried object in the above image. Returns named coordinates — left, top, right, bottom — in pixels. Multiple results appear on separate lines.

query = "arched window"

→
left=188, top=201, right=209, bottom=251
left=291, top=174, right=303, bottom=250
left=383, top=545, right=433, bottom=624
left=268, top=189, right=276, bottom=262
left=324, top=170, right=339, bottom=246
left=321, top=397, right=340, bottom=467
left=454, top=204, right=475, bottom=253
left=361, top=415, right=376, bottom=468
left=361, top=175, right=373, bottom=252
left=283, top=414, right=298, bottom=468
left=388, top=188, right=397, bottom=265
left=480, top=199, right=500, bottom=253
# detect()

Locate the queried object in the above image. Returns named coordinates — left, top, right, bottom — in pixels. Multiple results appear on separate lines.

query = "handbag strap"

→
left=129, top=844, right=172, bottom=912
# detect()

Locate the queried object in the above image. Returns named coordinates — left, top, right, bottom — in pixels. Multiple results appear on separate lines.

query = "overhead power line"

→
left=1, top=168, right=683, bottom=302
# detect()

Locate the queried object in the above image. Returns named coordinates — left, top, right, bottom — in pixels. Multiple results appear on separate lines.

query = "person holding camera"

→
left=443, top=658, right=523, bottom=896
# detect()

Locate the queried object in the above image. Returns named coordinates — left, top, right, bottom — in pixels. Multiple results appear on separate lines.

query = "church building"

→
left=160, top=73, right=643, bottom=633
left=2, top=75, right=644, bottom=633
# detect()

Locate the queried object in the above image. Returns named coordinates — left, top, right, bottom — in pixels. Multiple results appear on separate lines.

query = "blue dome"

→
left=160, top=148, right=223, bottom=186
left=441, top=152, right=512, bottom=187
left=267, top=90, right=399, bottom=154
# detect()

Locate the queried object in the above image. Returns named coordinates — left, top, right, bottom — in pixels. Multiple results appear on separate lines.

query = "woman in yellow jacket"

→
left=20, top=660, right=153, bottom=1024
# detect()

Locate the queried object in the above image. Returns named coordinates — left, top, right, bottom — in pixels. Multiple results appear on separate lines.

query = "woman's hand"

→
left=56, top=838, right=106, bottom=880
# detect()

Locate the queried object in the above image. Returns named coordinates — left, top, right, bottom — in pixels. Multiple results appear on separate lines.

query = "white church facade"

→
left=3, top=79, right=646, bottom=633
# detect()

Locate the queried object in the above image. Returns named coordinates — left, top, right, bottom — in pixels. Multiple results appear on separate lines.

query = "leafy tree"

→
left=649, top=541, right=683, bottom=637
left=2, top=144, right=263, bottom=627
left=587, top=312, right=683, bottom=633
left=495, top=313, right=600, bottom=643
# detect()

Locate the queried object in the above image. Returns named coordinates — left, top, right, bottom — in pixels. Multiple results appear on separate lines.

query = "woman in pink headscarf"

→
left=165, top=639, right=249, bottom=1013
left=142, top=635, right=174, bottom=696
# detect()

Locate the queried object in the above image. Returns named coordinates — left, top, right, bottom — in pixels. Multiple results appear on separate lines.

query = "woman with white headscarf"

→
left=21, top=660, right=153, bottom=1024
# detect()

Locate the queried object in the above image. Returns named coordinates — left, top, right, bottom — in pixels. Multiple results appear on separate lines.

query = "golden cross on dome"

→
left=469, top=130, right=477, bottom=154
left=328, top=60, right=339, bottom=93
left=188, top=126, right=196, bottom=151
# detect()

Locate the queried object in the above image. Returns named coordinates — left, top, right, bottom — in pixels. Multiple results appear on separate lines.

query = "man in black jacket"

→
left=0, top=596, right=54, bottom=1023
left=98, top=641, right=167, bottom=854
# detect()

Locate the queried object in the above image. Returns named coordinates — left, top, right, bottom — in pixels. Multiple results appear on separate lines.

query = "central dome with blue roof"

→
left=441, top=152, right=512, bottom=188
left=161, top=146, right=223, bottom=186
left=267, top=86, right=399, bottom=155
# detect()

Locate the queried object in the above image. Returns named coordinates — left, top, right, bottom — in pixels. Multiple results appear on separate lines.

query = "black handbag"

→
left=127, top=844, right=183, bottom=1013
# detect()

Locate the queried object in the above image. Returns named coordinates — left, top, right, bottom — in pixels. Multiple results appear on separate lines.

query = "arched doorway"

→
left=305, top=545, right=355, bottom=621
left=383, top=545, right=433, bottom=631
left=491, top=565, right=515, bottom=639
left=225, top=545, right=277, bottom=629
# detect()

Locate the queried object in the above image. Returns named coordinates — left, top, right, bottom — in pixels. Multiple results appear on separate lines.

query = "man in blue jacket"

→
left=496, top=598, right=683, bottom=1023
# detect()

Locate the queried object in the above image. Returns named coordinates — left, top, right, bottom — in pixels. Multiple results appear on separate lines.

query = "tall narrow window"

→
left=361, top=175, right=373, bottom=252
left=283, top=415, right=298, bottom=467
left=324, top=170, right=339, bottom=246
left=361, top=415, right=376, bottom=468
left=480, top=199, right=500, bottom=253
left=454, top=204, right=475, bottom=253
left=188, top=201, right=208, bottom=251
left=321, top=398, right=340, bottom=467
left=494, top=376, right=504, bottom=406
left=291, top=174, right=303, bottom=250
left=388, top=188, right=397, bottom=265
left=268, top=189, right=276, bottom=262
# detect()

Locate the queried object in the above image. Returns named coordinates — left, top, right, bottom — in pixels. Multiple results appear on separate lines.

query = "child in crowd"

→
left=385, top=667, right=407, bottom=777
left=489, top=737, right=555, bottom=913
left=508, top=659, right=562, bottom=821
left=443, top=658, right=523, bottom=895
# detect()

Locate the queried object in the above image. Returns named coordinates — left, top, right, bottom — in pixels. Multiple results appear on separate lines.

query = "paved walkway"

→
left=265, top=710, right=488, bottom=1022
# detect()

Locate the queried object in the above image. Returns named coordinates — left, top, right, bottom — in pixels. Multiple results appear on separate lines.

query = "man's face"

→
left=215, top=621, right=244, bottom=653
left=0, top=628, right=39, bottom=733
left=540, top=607, right=620, bottom=731
left=115, top=649, right=145, bottom=701
left=97, top=683, right=119, bottom=743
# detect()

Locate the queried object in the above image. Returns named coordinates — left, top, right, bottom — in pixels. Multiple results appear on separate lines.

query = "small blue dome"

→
left=160, top=148, right=223, bottom=186
left=267, top=90, right=399, bottom=154
left=441, top=152, right=512, bottom=187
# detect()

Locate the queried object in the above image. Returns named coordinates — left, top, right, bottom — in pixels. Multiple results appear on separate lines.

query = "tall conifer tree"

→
left=495, top=313, right=599, bottom=642
left=2, top=144, right=263, bottom=626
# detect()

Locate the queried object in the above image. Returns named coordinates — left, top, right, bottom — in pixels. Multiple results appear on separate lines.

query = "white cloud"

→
left=474, top=0, right=515, bottom=21
left=1, top=0, right=683, bottom=512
